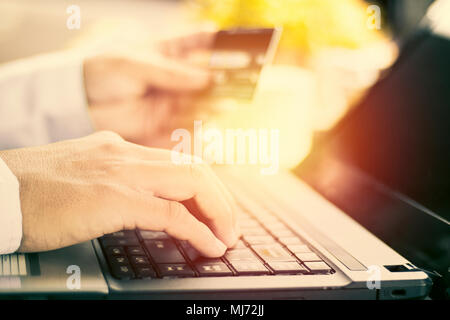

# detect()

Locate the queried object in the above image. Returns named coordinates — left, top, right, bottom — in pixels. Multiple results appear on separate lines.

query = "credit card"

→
left=208, top=28, right=281, bottom=102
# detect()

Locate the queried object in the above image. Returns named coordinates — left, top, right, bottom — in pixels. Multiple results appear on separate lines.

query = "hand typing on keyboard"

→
left=0, top=132, right=239, bottom=257
left=100, top=206, right=333, bottom=279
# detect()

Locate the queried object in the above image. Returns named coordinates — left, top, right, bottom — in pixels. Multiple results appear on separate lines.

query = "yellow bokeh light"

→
left=205, top=65, right=316, bottom=170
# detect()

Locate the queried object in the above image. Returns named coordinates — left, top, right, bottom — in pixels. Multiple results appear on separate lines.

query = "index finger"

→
left=115, top=158, right=239, bottom=247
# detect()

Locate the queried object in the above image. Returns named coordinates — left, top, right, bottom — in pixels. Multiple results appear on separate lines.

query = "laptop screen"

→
left=295, top=30, right=449, bottom=274
left=313, top=30, right=450, bottom=221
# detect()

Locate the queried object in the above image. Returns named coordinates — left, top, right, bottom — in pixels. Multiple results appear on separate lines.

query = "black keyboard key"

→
left=100, top=238, right=139, bottom=247
left=179, top=241, right=226, bottom=263
left=252, top=244, right=296, bottom=262
left=267, top=261, right=308, bottom=274
left=278, top=237, right=303, bottom=245
left=243, top=235, right=275, bottom=245
left=127, top=246, right=145, bottom=256
left=304, top=262, right=332, bottom=274
left=144, top=240, right=186, bottom=263
left=229, top=261, right=269, bottom=275
left=286, top=244, right=312, bottom=254
left=295, top=253, right=322, bottom=262
left=224, top=248, right=258, bottom=261
left=110, top=264, right=134, bottom=279
left=195, top=262, right=233, bottom=277
left=105, top=246, right=125, bottom=256
left=195, top=257, right=224, bottom=264
left=109, top=255, right=129, bottom=265
left=135, top=266, right=157, bottom=279
left=158, top=264, right=195, bottom=277
left=130, top=255, right=151, bottom=267
left=179, top=241, right=202, bottom=261
left=138, top=230, right=170, bottom=240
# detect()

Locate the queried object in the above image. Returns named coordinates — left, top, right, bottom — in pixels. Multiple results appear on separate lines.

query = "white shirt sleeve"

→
left=0, top=157, right=22, bottom=254
left=0, top=51, right=94, bottom=150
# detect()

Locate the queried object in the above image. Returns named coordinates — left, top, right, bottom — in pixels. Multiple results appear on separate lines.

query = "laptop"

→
left=1, top=26, right=448, bottom=300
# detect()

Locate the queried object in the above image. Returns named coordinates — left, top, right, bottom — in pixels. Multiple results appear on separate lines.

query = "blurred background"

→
left=0, top=0, right=437, bottom=168
left=0, top=0, right=435, bottom=62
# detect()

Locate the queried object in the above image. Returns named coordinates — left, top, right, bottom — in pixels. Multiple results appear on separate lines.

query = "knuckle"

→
left=101, top=159, right=124, bottom=177
left=96, top=130, right=123, bottom=141
left=188, top=161, right=209, bottom=182
left=90, top=156, right=126, bottom=182
left=96, top=131, right=124, bottom=153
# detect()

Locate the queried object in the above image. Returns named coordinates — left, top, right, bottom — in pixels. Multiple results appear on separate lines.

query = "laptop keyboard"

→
left=98, top=206, right=334, bottom=280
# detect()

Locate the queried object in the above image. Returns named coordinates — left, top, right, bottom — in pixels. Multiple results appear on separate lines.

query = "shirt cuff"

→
left=0, top=157, right=22, bottom=254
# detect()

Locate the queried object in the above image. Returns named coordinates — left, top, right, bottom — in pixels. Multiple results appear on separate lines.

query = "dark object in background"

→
left=367, top=0, right=435, bottom=40
left=296, top=28, right=450, bottom=299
